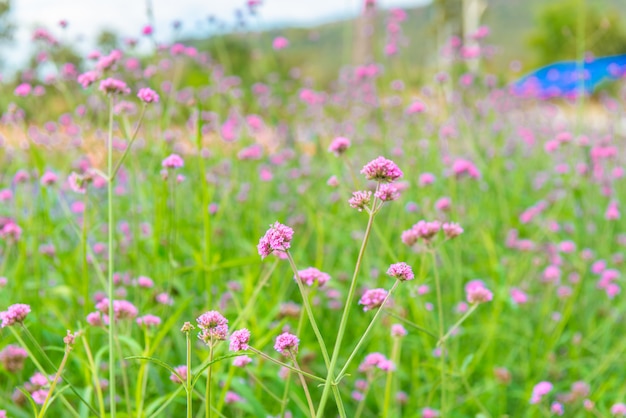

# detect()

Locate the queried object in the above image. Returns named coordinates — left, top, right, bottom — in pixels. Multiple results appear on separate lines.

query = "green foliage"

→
left=528, top=0, right=626, bottom=65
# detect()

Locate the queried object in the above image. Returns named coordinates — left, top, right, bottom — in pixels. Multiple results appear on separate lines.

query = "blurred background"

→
left=0, top=0, right=625, bottom=89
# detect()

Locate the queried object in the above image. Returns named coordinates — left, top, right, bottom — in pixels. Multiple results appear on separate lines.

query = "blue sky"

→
left=4, top=0, right=429, bottom=73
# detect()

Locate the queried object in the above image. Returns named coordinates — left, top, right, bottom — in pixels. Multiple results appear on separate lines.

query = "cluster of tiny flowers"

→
left=229, top=328, right=251, bottom=351
left=401, top=221, right=441, bottom=245
left=360, top=156, right=403, bottom=183
left=137, top=87, right=159, bottom=103
left=387, top=262, right=414, bottom=281
left=257, top=221, right=294, bottom=259
left=274, top=332, right=299, bottom=355
left=136, top=314, right=162, bottom=328
left=349, top=191, right=372, bottom=211
left=375, top=183, right=401, bottom=202
left=391, top=324, right=408, bottom=337
left=0, top=303, right=31, bottom=327
left=530, top=381, right=553, bottom=404
left=63, top=330, right=80, bottom=347
left=95, top=299, right=138, bottom=321
left=162, top=153, right=184, bottom=169
left=296, top=267, right=331, bottom=287
left=359, top=288, right=388, bottom=311
left=465, top=281, right=493, bottom=304
left=197, top=310, right=229, bottom=343
left=328, top=136, right=351, bottom=156
left=358, top=352, right=395, bottom=372
left=0, top=345, right=28, bottom=372
left=442, top=222, right=464, bottom=239
left=99, top=78, right=130, bottom=95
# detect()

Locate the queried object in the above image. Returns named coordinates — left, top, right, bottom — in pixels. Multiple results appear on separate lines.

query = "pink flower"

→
left=197, top=310, right=229, bottom=343
left=99, top=78, right=130, bottom=95
left=361, top=156, right=403, bottom=183
left=0, top=345, right=28, bottom=372
left=406, top=101, right=426, bottom=114
left=611, top=403, right=626, bottom=415
left=452, top=158, right=481, bottom=179
left=359, top=288, right=388, bottom=311
left=137, top=87, right=159, bottom=103
left=77, top=71, right=99, bottom=88
left=530, top=381, right=553, bottom=404
left=14, top=83, right=32, bottom=97
left=257, top=222, right=294, bottom=259
left=40, top=171, right=58, bottom=186
left=162, top=154, right=184, bottom=169
left=387, top=262, right=414, bottom=281
left=1, top=303, right=31, bottom=327
left=391, top=324, right=407, bottom=337
left=328, top=137, right=351, bottom=156
left=358, top=352, right=394, bottom=372
left=375, top=183, right=400, bottom=202
left=419, top=173, right=436, bottom=186
left=551, top=402, right=564, bottom=415
left=510, top=288, right=528, bottom=305
left=225, top=391, right=243, bottom=404
left=136, top=315, right=162, bottom=328
left=296, top=267, right=331, bottom=287
left=273, top=36, right=289, bottom=50
left=466, top=285, right=493, bottom=304
left=233, top=355, right=252, bottom=367
left=274, top=332, right=299, bottom=355
left=421, top=408, right=440, bottom=418
left=229, top=329, right=251, bottom=351
left=349, top=190, right=372, bottom=211
left=137, top=276, right=154, bottom=288
left=442, top=222, right=463, bottom=239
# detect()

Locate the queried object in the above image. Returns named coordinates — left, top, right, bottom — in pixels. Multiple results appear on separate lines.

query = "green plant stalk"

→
left=290, top=353, right=317, bottom=417
left=336, top=279, right=401, bottom=380
left=438, top=304, right=480, bottom=347
left=114, top=334, right=132, bottom=416
left=106, top=94, right=117, bottom=418
left=280, top=305, right=306, bottom=416
left=248, top=347, right=326, bottom=383
left=383, top=310, right=438, bottom=339
left=285, top=251, right=331, bottom=369
left=82, top=337, right=106, bottom=418
left=186, top=331, right=193, bottom=418
left=316, top=196, right=379, bottom=416
left=110, top=104, right=147, bottom=181
left=216, top=363, right=236, bottom=413
left=206, top=344, right=214, bottom=418
left=81, top=191, right=89, bottom=316
left=382, top=337, right=401, bottom=418
left=37, top=345, right=72, bottom=418
left=431, top=250, right=446, bottom=414
left=135, top=331, right=152, bottom=418
left=232, top=259, right=278, bottom=329
left=245, top=370, right=284, bottom=404
left=353, top=380, right=371, bottom=418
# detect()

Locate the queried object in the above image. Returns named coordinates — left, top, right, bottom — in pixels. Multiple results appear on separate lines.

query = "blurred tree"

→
left=528, top=0, right=626, bottom=65
left=97, top=28, right=120, bottom=51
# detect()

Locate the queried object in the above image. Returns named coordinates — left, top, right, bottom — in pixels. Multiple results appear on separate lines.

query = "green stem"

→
left=82, top=337, right=106, bottom=418
left=438, top=304, right=479, bottom=347
left=382, top=337, right=401, bottom=418
left=206, top=345, right=214, bottom=418
left=285, top=251, right=331, bottom=369
left=290, top=353, right=316, bottom=418
left=248, top=347, right=326, bottom=383
left=110, top=105, right=147, bottom=181
left=316, top=196, right=378, bottom=417
left=37, top=346, right=71, bottom=418
left=106, top=94, right=117, bottom=418
left=186, top=331, right=193, bottom=418
left=336, top=280, right=401, bottom=381
left=383, top=310, right=438, bottom=339
left=432, top=250, right=446, bottom=413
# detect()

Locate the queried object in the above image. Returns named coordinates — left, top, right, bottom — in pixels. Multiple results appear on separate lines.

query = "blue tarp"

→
left=511, top=54, right=626, bottom=98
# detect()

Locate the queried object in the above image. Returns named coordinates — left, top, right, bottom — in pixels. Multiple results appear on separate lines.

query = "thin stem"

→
left=285, top=251, right=331, bottom=369
left=37, top=346, right=71, bottom=418
left=438, top=304, right=479, bottom=347
left=110, top=105, right=147, bottom=181
left=432, top=250, right=446, bottom=414
left=383, top=310, right=438, bottom=339
left=382, top=338, right=401, bottom=418
left=354, top=381, right=371, bottom=418
left=316, top=194, right=379, bottom=416
left=106, top=94, right=117, bottom=418
left=206, top=344, right=214, bottom=418
left=290, top=353, right=316, bottom=418
left=248, top=347, right=326, bottom=383
left=336, top=280, right=401, bottom=380
left=82, top=337, right=106, bottom=418
left=186, top=331, right=193, bottom=418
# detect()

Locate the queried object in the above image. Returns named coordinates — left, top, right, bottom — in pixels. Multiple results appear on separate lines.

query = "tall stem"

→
left=106, top=95, right=117, bottom=418
left=382, top=337, right=401, bottom=418
left=432, top=250, right=446, bottom=413
left=186, top=331, right=193, bottom=418
left=316, top=198, right=378, bottom=417
left=206, top=345, right=214, bottom=418
left=290, top=354, right=316, bottom=418
left=285, top=251, right=331, bottom=368
left=37, top=346, right=71, bottom=418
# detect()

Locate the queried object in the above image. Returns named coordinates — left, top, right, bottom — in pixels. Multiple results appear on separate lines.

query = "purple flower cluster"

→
left=359, top=288, right=388, bottom=311
left=197, top=310, right=229, bottom=343
left=0, top=345, right=28, bottom=372
left=99, top=78, right=130, bottom=95
left=295, top=267, right=331, bottom=287
left=387, top=262, right=414, bottom=281
left=0, top=303, right=31, bottom=327
left=137, top=87, right=159, bottom=103
left=360, top=156, right=403, bottom=183
left=257, top=221, right=294, bottom=259
left=274, top=332, right=299, bottom=355
left=328, top=136, right=351, bottom=156
left=358, top=352, right=395, bottom=372
left=349, top=191, right=372, bottom=211
left=229, top=328, right=251, bottom=351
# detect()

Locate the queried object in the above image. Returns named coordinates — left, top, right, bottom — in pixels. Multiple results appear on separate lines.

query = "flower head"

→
left=360, top=156, right=403, bottom=183
left=0, top=345, right=28, bottom=372
left=296, top=267, right=331, bottom=287
left=229, top=328, right=251, bottom=351
left=162, top=154, right=184, bottom=169
left=1, top=303, right=31, bottom=327
left=442, top=222, right=463, bottom=239
left=328, top=137, right=351, bottom=156
left=274, top=332, right=299, bottom=355
left=349, top=191, right=372, bottom=211
left=359, top=288, right=388, bottom=311
left=197, top=310, right=229, bottom=343
left=99, top=78, right=130, bottom=95
left=137, top=87, right=159, bottom=103
left=530, top=381, right=553, bottom=404
left=257, top=222, right=294, bottom=259
left=375, top=183, right=400, bottom=202
left=466, top=284, right=493, bottom=304
left=170, top=365, right=188, bottom=384
left=387, top=262, right=414, bottom=281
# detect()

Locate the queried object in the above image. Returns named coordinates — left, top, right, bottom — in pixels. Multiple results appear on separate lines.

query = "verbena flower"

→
left=137, top=87, right=159, bottom=103
left=274, top=332, right=299, bottom=355
left=359, top=288, right=388, bottom=311
left=257, top=222, right=294, bottom=259
left=229, top=329, right=251, bottom=351
left=349, top=191, right=372, bottom=211
left=360, top=156, right=403, bottom=182
left=387, top=262, right=414, bottom=281
left=328, top=137, right=351, bottom=156
left=295, top=267, right=331, bottom=287
left=99, top=78, right=130, bottom=95
left=0, top=303, right=31, bottom=327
